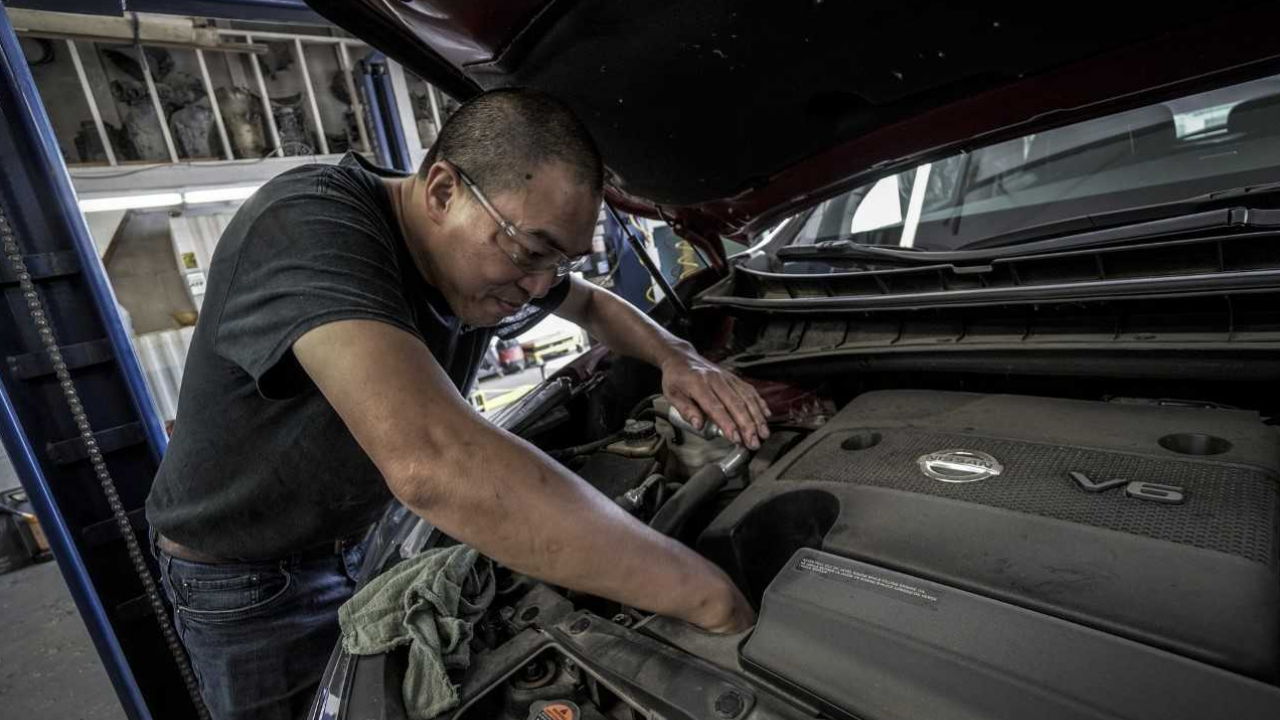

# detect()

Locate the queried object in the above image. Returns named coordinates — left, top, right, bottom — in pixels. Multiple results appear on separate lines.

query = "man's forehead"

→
left=506, top=181, right=599, bottom=255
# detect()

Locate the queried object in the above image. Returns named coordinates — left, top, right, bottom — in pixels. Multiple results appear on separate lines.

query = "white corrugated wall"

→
left=125, top=210, right=233, bottom=426
left=131, top=327, right=196, bottom=425
left=168, top=211, right=235, bottom=311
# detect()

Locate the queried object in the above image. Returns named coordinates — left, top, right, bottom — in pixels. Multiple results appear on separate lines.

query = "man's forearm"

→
left=574, top=282, right=694, bottom=370
left=402, top=412, right=743, bottom=626
left=296, top=319, right=754, bottom=631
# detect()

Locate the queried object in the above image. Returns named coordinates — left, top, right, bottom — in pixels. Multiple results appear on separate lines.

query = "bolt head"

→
left=715, top=691, right=745, bottom=718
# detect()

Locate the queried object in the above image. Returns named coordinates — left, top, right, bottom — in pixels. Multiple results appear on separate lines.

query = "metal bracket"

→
left=82, top=507, right=148, bottom=550
left=8, top=338, right=113, bottom=380
left=47, top=422, right=146, bottom=465
left=0, top=250, right=79, bottom=284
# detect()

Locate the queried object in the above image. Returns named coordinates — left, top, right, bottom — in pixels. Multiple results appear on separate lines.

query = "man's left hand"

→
left=660, top=353, right=771, bottom=449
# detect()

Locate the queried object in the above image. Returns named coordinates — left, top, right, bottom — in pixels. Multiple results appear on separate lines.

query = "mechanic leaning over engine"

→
left=143, top=88, right=765, bottom=720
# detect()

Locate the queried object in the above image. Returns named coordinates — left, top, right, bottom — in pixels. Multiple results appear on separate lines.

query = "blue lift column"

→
left=360, top=51, right=415, bottom=173
left=0, top=5, right=202, bottom=720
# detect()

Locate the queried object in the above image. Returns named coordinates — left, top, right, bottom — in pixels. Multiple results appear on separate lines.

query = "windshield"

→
left=783, top=73, right=1280, bottom=252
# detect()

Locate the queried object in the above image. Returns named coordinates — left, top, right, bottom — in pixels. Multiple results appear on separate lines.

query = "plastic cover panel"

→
left=699, top=390, right=1280, bottom=680
left=782, top=429, right=1277, bottom=564
left=742, top=548, right=1280, bottom=720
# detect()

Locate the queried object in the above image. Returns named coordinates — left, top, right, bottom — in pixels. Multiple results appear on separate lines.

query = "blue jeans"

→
left=154, top=535, right=367, bottom=720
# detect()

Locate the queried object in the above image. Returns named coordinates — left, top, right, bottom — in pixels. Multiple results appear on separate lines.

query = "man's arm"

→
left=556, top=276, right=770, bottom=449
left=293, top=319, right=755, bottom=632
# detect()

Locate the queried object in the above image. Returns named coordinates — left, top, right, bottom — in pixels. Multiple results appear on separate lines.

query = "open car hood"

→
left=308, top=0, right=1280, bottom=260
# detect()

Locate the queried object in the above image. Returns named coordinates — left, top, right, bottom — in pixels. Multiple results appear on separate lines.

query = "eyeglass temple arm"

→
left=460, top=169, right=541, bottom=246
left=603, top=201, right=690, bottom=318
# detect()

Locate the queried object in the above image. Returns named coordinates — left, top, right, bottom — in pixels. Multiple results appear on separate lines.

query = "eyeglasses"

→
left=446, top=161, right=589, bottom=278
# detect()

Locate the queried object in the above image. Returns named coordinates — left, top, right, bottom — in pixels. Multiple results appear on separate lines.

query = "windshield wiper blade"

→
left=956, top=181, right=1280, bottom=251
left=777, top=238, right=933, bottom=264
left=777, top=206, right=1280, bottom=268
left=776, top=182, right=1280, bottom=267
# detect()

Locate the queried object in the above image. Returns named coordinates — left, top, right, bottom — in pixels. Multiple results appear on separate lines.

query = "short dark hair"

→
left=419, top=88, right=603, bottom=197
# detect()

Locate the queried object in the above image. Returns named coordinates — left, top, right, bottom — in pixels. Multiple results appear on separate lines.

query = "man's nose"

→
left=516, top=270, right=557, bottom=299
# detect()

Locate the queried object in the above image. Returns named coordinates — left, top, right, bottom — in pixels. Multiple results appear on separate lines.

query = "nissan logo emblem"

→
left=918, top=449, right=1003, bottom=483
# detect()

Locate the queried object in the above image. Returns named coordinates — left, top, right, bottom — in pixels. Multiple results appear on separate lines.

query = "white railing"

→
left=45, top=28, right=372, bottom=167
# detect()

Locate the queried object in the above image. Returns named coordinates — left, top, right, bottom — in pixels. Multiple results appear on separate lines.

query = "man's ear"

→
left=422, top=161, right=459, bottom=224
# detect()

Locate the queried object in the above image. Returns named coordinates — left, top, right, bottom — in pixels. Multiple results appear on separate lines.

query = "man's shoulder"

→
left=223, top=158, right=391, bottom=243
left=255, top=155, right=373, bottom=203
left=280, top=151, right=405, bottom=194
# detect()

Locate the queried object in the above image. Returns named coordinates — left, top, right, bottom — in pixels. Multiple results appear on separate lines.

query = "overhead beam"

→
left=8, top=8, right=258, bottom=52
left=5, top=1, right=326, bottom=26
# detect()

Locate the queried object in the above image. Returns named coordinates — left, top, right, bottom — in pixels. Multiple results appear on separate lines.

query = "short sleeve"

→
left=214, top=172, right=420, bottom=399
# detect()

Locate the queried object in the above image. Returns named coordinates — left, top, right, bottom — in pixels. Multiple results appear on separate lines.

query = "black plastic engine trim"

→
left=700, top=390, right=1280, bottom=681
left=742, top=548, right=1280, bottom=720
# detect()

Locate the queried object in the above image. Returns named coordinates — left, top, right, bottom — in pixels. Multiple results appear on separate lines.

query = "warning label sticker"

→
left=795, top=556, right=940, bottom=608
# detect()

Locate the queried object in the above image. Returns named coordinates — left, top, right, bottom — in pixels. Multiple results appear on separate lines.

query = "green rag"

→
left=339, top=545, right=495, bottom=720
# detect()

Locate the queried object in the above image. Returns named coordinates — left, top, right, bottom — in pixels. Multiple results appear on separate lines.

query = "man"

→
left=145, top=88, right=766, bottom=720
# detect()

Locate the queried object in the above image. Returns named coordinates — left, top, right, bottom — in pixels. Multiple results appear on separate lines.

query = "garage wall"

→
left=103, top=210, right=197, bottom=334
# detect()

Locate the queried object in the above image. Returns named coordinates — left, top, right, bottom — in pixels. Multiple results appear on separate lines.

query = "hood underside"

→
left=309, top=0, right=1280, bottom=246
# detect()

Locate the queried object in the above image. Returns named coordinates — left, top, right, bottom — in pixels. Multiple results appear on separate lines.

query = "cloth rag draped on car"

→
left=339, top=544, right=495, bottom=719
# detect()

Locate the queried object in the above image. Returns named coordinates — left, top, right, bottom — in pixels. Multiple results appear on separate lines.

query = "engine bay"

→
left=348, top=360, right=1280, bottom=720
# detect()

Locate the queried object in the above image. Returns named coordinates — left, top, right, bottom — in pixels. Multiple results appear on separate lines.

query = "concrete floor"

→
left=0, top=560, right=125, bottom=720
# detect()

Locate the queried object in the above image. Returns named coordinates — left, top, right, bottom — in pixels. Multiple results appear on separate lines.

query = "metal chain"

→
left=0, top=207, right=211, bottom=720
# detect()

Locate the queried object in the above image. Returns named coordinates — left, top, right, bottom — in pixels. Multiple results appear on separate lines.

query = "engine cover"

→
left=699, top=390, right=1280, bottom=680
left=741, top=548, right=1280, bottom=720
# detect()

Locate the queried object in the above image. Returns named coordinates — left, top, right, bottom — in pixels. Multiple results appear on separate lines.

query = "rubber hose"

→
left=627, top=393, right=664, bottom=421
left=649, top=462, right=730, bottom=537
left=546, top=431, right=626, bottom=460
left=652, top=478, right=670, bottom=512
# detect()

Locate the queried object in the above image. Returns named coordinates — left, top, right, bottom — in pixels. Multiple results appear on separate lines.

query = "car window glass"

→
left=773, top=72, right=1280, bottom=253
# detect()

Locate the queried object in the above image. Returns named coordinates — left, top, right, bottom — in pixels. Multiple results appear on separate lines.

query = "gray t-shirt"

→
left=146, top=153, right=567, bottom=560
